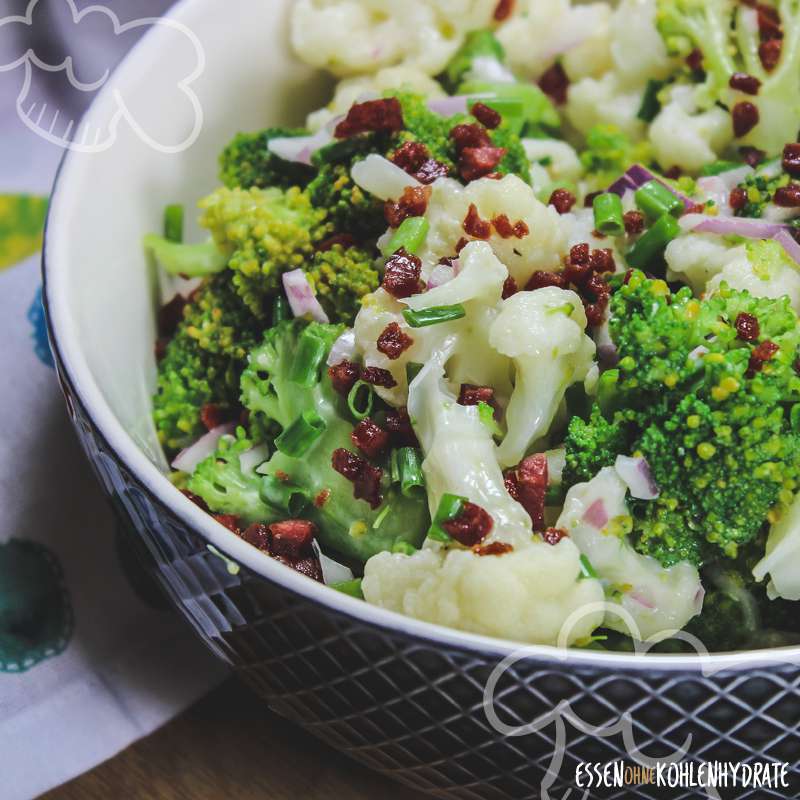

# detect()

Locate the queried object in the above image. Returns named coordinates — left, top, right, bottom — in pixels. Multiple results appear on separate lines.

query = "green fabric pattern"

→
left=0, top=194, right=48, bottom=271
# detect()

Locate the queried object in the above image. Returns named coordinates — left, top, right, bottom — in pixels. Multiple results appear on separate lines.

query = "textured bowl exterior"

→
left=45, top=326, right=800, bottom=800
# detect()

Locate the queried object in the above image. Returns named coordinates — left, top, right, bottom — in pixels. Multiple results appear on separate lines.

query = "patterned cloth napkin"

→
left=0, top=3, right=226, bottom=798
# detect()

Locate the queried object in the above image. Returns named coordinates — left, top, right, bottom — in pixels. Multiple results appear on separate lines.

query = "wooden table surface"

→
left=43, top=679, right=418, bottom=800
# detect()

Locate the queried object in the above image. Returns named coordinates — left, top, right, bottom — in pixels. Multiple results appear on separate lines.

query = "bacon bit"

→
left=563, top=260, right=592, bottom=287
left=281, top=555, right=324, bottom=582
left=684, top=202, right=707, bottom=215
left=275, top=470, right=290, bottom=482
left=351, top=418, right=390, bottom=459
left=542, top=527, right=568, bottom=546
left=385, top=406, right=419, bottom=447
left=583, top=191, right=601, bottom=209
left=747, top=340, right=779, bottom=377
left=269, top=519, right=317, bottom=559
left=391, top=141, right=429, bottom=172
left=549, top=188, right=576, bottom=214
left=570, top=242, right=590, bottom=265
left=157, top=294, right=186, bottom=337
left=582, top=273, right=610, bottom=327
left=685, top=48, right=704, bottom=72
left=361, top=366, right=397, bottom=389
left=314, top=489, right=331, bottom=508
left=782, top=143, right=800, bottom=177
left=733, top=102, right=760, bottom=137
left=759, top=38, right=782, bottom=71
left=384, top=184, right=432, bottom=228
left=473, top=541, right=513, bottom=556
left=526, top=270, right=569, bottom=291
left=494, top=0, right=515, bottom=21
left=334, top=97, right=404, bottom=138
left=181, top=489, right=209, bottom=512
left=504, top=472, right=520, bottom=502
left=471, top=102, right=502, bottom=129
left=241, top=523, right=271, bottom=552
left=736, top=312, right=761, bottom=341
left=154, top=337, right=169, bottom=362
left=331, top=448, right=383, bottom=508
left=729, top=187, right=748, bottom=211
left=508, top=454, right=548, bottom=530
left=441, top=501, right=493, bottom=546
left=740, top=146, right=766, bottom=167
left=450, top=123, right=491, bottom=153
left=463, top=203, right=492, bottom=239
left=623, top=268, right=635, bottom=285
left=417, top=159, right=450, bottom=184
left=502, top=276, right=519, bottom=299
left=458, top=384, right=496, bottom=409
left=484, top=172, right=504, bottom=180
left=773, top=183, right=800, bottom=207
left=214, top=514, right=241, bottom=534
left=455, top=237, right=470, bottom=254
left=328, top=360, right=360, bottom=396
left=623, top=210, right=645, bottom=235
left=591, top=229, right=607, bottom=240
left=757, top=3, right=782, bottom=39
left=729, top=72, right=761, bottom=95
left=538, top=62, right=569, bottom=105
left=316, top=232, right=357, bottom=252
left=492, top=214, right=529, bottom=239
left=377, top=322, right=414, bottom=360
left=589, top=248, right=615, bottom=274
left=382, top=249, right=422, bottom=298
left=200, top=403, right=229, bottom=431
left=459, top=146, right=507, bottom=182
left=664, top=166, right=682, bottom=180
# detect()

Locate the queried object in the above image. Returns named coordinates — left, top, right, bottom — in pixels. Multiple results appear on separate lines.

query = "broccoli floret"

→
left=564, top=271, right=800, bottom=567
left=579, top=124, right=654, bottom=190
left=563, top=405, right=631, bottom=486
left=733, top=161, right=800, bottom=222
left=219, top=127, right=317, bottom=191
left=240, top=319, right=430, bottom=562
left=199, top=185, right=331, bottom=316
left=441, top=29, right=508, bottom=93
left=187, top=427, right=276, bottom=523
left=656, top=0, right=800, bottom=154
left=143, top=235, right=227, bottom=278
left=306, top=244, right=379, bottom=325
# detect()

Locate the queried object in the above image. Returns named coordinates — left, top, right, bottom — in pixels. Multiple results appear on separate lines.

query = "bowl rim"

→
left=41, top=0, right=800, bottom=675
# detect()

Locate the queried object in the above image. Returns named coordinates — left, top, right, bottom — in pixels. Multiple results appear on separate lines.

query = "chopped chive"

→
left=289, top=329, right=328, bottom=387
left=274, top=409, right=327, bottom=457
left=625, top=213, right=681, bottom=269
left=331, top=578, right=364, bottom=599
left=391, top=447, right=425, bottom=497
left=578, top=554, right=598, bottom=580
left=272, top=294, right=290, bottom=324
left=634, top=180, right=683, bottom=221
left=477, top=401, right=502, bottom=438
left=347, top=380, right=374, bottom=420
left=163, top=204, right=184, bottom=243
left=384, top=216, right=430, bottom=256
left=372, top=504, right=392, bottom=529
left=427, top=493, right=467, bottom=542
left=593, top=192, right=624, bottom=236
left=260, top=475, right=310, bottom=515
left=392, top=541, right=417, bottom=555
left=699, top=160, right=742, bottom=176
left=402, top=304, right=466, bottom=328
left=637, top=79, right=664, bottom=122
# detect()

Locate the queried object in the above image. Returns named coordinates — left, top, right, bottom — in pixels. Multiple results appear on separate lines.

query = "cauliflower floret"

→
left=665, top=232, right=741, bottom=295
left=608, top=0, right=674, bottom=88
left=489, top=288, right=596, bottom=467
left=497, top=0, right=613, bottom=81
left=417, top=175, right=570, bottom=286
left=292, top=0, right=497, bottom=77
left=306, top=66, right=446, bottom=131
left=522, top=137, right=583, bottom=185
left=753, top=491, right=800, bottom=601
left=565, top=73, right=646, bottom=140
left=557, top=468, right=704, bottom=642
left=648, top=86, right=732, bottom=173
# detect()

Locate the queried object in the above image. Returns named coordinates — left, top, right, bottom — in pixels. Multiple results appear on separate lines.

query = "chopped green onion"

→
left=593, top=192, right=624, bottom=236
left=634, top=180, right=683, bottom=221
left=274, top=409, right=327, bottom=457
left=312, top=137, right=363, bottom=166
left=391, top=447, right=425, bottom=497
left=272, top=294, right=290, bottom=324
left=625, top=213, right=681, bottom=270
left=260, top=475, right=310, bottom=515
left=699, top=160, right=742, bottom=176
left=347, top=380, right=374, bottom=420
left=597, top=368, right=620, bottom=416
left=402, top=304, right=466, bottom=328
left=384, top=216, right=430, bottom=256
left=427, top=493, right=467, bottom=542
left=392, top=541, right=417, bottom=555
left=578, top=554, right=598, bottom=580
left=288, top=329, right=328, bottom=387
left=372, top=504, right=392, bottom=529
left=331, top=578, right=364, bottom=599
left=477, top=401, right=502, bottom=438
left=458, top=81, right=561, bottom=132
left=163, top=204, right=184, bottom=243
left=637, top=79, right=664, bottom=123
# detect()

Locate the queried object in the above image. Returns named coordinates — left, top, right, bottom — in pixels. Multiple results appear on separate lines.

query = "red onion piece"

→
left=426, top=260, right=459, bottom=289
left=582, top=498, right=609, bottom=529
left=172, top=423, right=236, bottom=473
left=774, top=229, right=800, bottom=265
left=312, top=541, right=355, bottom=585
left=426, top=96, right=471, bottom=116
left=268, top=129, right=332, bottom=166
left=628, top=590, right=656, bottom=610
left=326, top=329, right=357, bottom=367
left=282, top=269, right=330, bottom=323
left=686, top=215, right=790, bottom=239
left=607, top=164, right=692, bottom=209
left=614, top=455, right=660, bottom=500
left=593, top=322, right=618, bottom=368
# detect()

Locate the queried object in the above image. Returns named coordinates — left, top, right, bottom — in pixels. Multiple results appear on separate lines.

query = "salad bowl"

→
left=43, top=0, right=800, bottom=797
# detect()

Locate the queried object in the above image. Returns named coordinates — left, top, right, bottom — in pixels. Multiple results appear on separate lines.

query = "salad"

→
left=145, top=0, right=800, bottom=652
